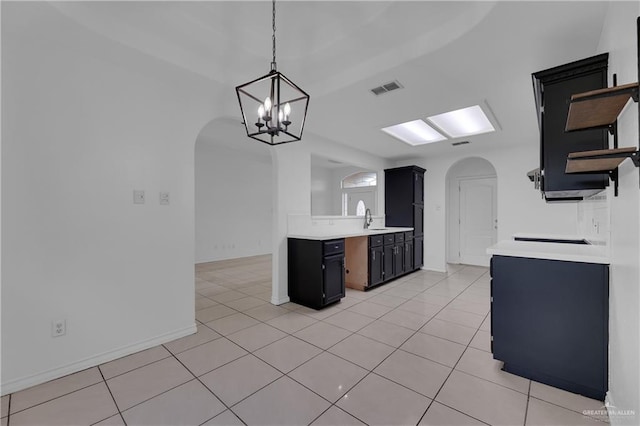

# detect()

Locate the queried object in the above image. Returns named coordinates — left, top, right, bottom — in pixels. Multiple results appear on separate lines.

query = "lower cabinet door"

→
left=383, top=244, right=395, bottom=280
left=369, top=246, right=384, bottom=286
left=414, top=236, right=424, bottom=269
left=405, top=240, right=414, bottom=271
left=323, top=254, right=345, bottom=305
left=394, top=243, right=404, bottom=276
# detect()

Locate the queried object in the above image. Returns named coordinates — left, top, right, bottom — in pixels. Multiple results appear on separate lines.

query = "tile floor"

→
left=2, top=255, right=609, bottom=425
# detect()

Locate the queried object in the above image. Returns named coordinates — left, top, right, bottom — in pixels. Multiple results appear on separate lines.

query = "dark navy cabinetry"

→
left=385, top=165, right=425, bottom=268
left=288, top=238, right=345, bottom=309
left=490, top=255, right=609, bottom=400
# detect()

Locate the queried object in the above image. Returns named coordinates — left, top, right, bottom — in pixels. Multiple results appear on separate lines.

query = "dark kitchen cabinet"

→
left=288, top=238, right=345, bottom=309
left=404, top=236, right=414, bottom=272
left=491, top=255, right=608, bottom=400
left=385, top=166, right=425, bottom=270
left=383, top=244, right=395, bottom=281
left=368, top=236, right=384, bottom=287
left=532, top=54, right=609, bottom=201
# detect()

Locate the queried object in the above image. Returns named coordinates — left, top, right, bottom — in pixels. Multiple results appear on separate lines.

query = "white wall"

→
left=597, top=4, right=640, bottom=423
left=1, top=3, right=214, bottom=393
left=397, top=142, right=578, bottom=272
left=310, top=165, right=334, bottom=216
left=195, top=141, right=272, bottom=263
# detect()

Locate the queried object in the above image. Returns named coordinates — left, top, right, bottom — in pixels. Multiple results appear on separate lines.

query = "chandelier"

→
left=235, top=0, right=310, bottom=146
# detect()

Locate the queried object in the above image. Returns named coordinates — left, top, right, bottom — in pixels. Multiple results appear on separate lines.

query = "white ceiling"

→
left=48, top=1, right=610, bottom=160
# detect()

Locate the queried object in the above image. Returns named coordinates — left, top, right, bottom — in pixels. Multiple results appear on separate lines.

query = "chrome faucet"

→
left=364, top=208, right=373, bottom=229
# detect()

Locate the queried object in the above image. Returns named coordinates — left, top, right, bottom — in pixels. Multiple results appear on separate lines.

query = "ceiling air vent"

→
left=370, top=80, right=403, bottom=96
left=452, top=141, right=470, bottom=146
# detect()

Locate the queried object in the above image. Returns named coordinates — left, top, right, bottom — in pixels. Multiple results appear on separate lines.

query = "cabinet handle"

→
left=373, top=251, right=375, bottom=261
left=322, top=264, right=325, bottom=270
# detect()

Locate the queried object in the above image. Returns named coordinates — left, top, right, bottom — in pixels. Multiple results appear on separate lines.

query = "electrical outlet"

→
left=159, top=192, right=170, bottom=205
left=52, top=319, right=66, bottom=337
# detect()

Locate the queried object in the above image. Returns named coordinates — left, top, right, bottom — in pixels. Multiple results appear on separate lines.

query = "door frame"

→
left=447, top=174, right=497, bottom=265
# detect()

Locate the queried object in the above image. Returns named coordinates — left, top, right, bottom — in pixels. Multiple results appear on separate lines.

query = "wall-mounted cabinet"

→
left=532, top=53, right=610, bottom=201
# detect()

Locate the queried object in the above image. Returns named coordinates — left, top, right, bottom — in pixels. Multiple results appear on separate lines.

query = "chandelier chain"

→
left=272, top=0, right=277, bottom=69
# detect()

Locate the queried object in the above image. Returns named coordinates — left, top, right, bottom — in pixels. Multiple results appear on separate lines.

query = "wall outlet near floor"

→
left=51, top=319, right=66, bottom=337
left=133, top=190, right=145, bottom=204
left=159, top=191, right=170, bottom=205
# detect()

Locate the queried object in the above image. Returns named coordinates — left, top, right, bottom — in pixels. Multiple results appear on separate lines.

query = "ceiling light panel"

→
left=427, top=105, right=495, bottom=138
left=381, top=120, right=446, bottom=146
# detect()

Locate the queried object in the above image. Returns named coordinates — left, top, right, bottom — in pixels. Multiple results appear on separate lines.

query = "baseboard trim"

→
left=271, top=296, right=290, bottom=306
left=1, top=323, right=196, bottom=396
left=422, top=267, right=448, bottom=273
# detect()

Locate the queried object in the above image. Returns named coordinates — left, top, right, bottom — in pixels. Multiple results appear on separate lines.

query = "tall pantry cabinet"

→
left=385, top=166, right=425, bottom=269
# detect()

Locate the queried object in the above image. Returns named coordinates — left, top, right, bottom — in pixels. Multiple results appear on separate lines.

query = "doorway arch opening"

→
left=445, top=157, right=497, bottom=267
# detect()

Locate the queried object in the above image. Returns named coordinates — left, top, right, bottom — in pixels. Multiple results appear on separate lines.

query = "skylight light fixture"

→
left=427, top=105, right=495, bottom=138
left=381, top=120, right=447, bottom=146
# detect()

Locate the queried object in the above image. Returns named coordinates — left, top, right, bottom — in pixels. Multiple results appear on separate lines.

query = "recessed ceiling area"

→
left=46, top=1, right=610, bottom=160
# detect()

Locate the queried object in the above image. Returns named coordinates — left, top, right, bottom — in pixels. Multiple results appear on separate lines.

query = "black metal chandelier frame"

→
left=235, top=0, right=310, bottom=146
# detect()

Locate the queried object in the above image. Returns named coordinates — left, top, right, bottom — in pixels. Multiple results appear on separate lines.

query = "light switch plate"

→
left=159, top=192, right=170, bottom=205
left=133, top=190, right=145, bottom=204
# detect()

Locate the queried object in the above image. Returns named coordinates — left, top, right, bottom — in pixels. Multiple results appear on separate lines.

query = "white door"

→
left=346, top=190, right=376, bottom=216
left=459, top=177, right=497, bottom=266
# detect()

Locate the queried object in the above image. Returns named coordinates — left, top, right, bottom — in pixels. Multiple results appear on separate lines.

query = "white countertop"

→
left=487, top=236, right=609, bottom=264
left=288, top=227, right=414, bottom=241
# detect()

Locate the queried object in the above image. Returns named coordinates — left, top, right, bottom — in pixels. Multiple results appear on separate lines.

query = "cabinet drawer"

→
left=383, top=234, right=395, bottom=245
left=323, top=239, right=344, bottom=256
left=404, top=231, right=414, bottom=240
left=369, top=235, right=383, bottom=247
left=395, top=233, right=404, bottom=243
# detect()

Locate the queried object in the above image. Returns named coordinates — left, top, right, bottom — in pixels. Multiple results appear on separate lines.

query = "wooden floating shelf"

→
left=566, top=147, right=639, bottom=174
left=565, top=82, right=639, bottom=131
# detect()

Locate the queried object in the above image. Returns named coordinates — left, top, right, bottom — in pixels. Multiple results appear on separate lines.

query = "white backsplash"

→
left=577, top=192, right=610, bottom=246
left=288, top=214, right=385, bottom=235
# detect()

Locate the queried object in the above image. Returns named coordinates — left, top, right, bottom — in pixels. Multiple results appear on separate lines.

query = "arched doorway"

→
left=445, top=157, right=497, bottom=267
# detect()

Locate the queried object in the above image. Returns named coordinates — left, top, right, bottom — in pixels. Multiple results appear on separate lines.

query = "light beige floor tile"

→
left=107, top=357, right=193, bottom=411
left=195, top=296, right=219, bottom=311
left=298, top=303, right=345, bottom=320
left=200, top=355, right=281, bottom=406
left=100, top=346, right=171, bottom=380
left=176, top=338, right=247, bottom=377
left=227, top=323, right=287, bottom=352
left=266, top=311, right=318, bottom=334
left=480, top=314, right=491, bottom=332
left=311, top=406, right=366, bottom=425
left=456, top=292, right=490, bottom=304
left=294, top=321, right=352, bottom=349
left=337, top=373, right=431, bottom=426
left=436, top=370, right=527, bottom=425
left=197, top=285, right=233, bottom=298
left=397, top=300, right=442, bottom=317
left=449, top=299, right=490, bottom=316
left=401, top=333, right=466, bottom=367
left=529, top=381, right=604, bottom=413
left=456, top=347, right=529, bottom=394
left=367, top=294, right=408, bottom=308
left=328, top=334, right=395, bottom=370
left=435, top=308, right=485, bottom=329
left=380, top=308, right=430, bottom=330
left=412, top=293, right=454, bottom=306
left=195, top=304, right=237, bottom=323
left=93, top=413, right=126, bottom=425
left=121, top=379, right=225, bottom=425
left=374, top=350, right=451, bottom=398
left=243, top=303, right=289, bottom=321
left=469, top=329, right=492, bottom=353
left=324, top=310, right=373, bottom=332
left=238, top=284, right=271, bottom=295
left=289, top=352, right=368, bottom=403
left=335, top=296, right=364, bottom=310
left=357, top=320, right=414, bottom=348
left=205, top=312, right=259, bottom=336
left=419, top=318, right=477, bottom=345
left=10, top=367, right=103, bottom=413
left=526, top=397, right=604, bottom=425
left=347, top=301, right=394, bottom=319
left=1, top=396, right=7, bottom=418
left=201, top=410, right=245, bottom=425
left=163, top=325, right=221, bottom=355
left=254, top=290, right=275, bottom=301
left=1, top=416, right=5, bottom=426
left=224, top=296, right=267, bottom=312
left=254, top=336, right=322, bottom=373
left=233, top=376, right=330, bottom=425
left=419, top=402, right=486, bottom=425
left=10, top=383, right=117, bottom=426
left=209, top=290, right=248, bottom=303
left=382, top=287, right=422, bottom=299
